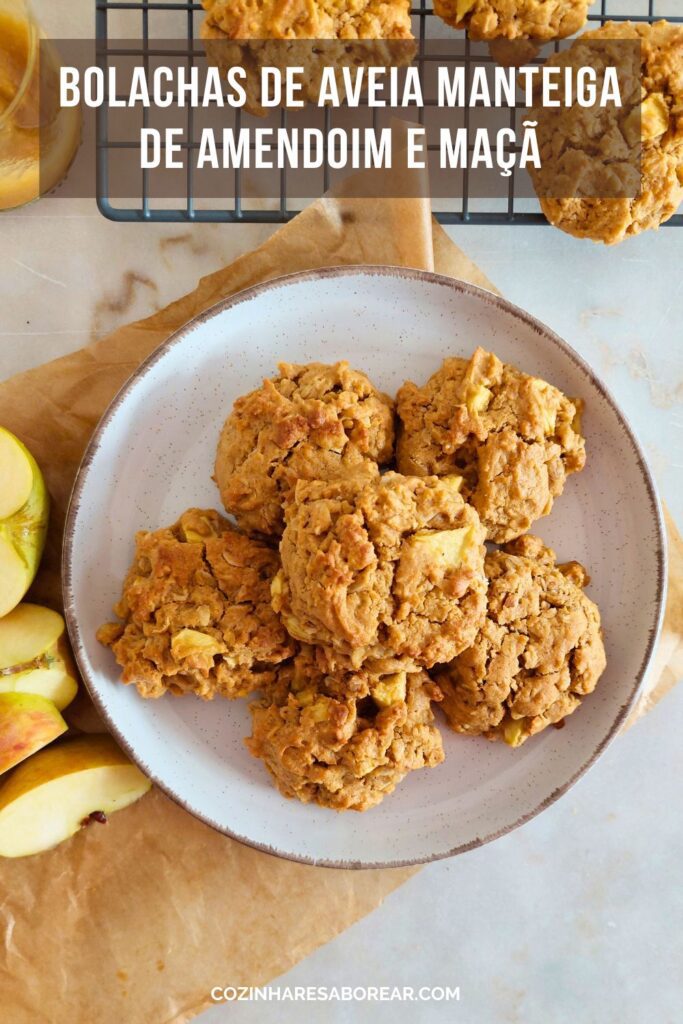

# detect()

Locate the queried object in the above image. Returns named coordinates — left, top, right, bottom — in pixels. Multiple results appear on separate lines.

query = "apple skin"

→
left=0, top=734, right=151, bottom=858
left=0, top=428, right=50, bottom=618
left=0, top=692, right=67, bottom=775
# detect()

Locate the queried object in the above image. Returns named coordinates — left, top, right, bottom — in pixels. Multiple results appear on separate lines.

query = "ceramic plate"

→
left=63, top=268, right=666, bottom=868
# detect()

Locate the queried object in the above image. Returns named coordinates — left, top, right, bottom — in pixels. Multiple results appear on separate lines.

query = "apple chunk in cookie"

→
left=435, top=535, right=607, bottom=747
left=396, top=347, right=585, bottom=543
left=272, top=472, right=487, bottom=668
left=97, top=508, right=295, bottom=700
left=247, top=647, right=444, bottom=812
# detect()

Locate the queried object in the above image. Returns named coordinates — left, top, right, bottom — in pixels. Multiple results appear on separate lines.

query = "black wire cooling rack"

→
left=94, top=0, right=683, bottom=225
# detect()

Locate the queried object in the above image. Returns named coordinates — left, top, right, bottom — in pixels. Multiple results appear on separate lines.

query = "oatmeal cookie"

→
left=214, top=361, right=394, bottom=537
left=273, top=471, right=487, bottom=667
left=530, top=21, right=683, bottom=244
left=201, top=1, right=415, bottom=115
left=433, top=0, right=588, bottom=41
left=202, top=0, right=413, bottom=40
left=396, top=347, right=585, bottom=543
left=247, top=646, right=444, bottom=811
left=435, top=535, right=607, bottom=746
left=97, top=508, right=295, bottom=700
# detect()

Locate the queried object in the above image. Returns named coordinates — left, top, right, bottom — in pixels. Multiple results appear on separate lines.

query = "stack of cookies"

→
left=99, top=350, right=607, bottom=812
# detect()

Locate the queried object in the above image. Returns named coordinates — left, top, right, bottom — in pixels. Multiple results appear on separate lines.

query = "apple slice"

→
left=0, top=428, right=50, bottom=618
left=0, top=427, right=33, bottom=518
left=0, top=604, right=77, bottom=709
left=0, top=603, right=65, bottom=670
left=0, top=663, right=78, bottom=711
left=0, top=692, right=67, bottom=775
left=0, top=542, right=29, bottom=623
left=0, top=734, right=151, bottom=858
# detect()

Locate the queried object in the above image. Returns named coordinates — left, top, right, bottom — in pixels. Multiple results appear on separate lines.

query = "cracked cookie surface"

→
left=247, top=646, right=444, bottom=811
left=273, top=471, right=487, bottom=667
left=197, top=1, right=411, bottom=116
left=433, top=0, right=588, bottom=41
left=215, top=361, right=394, bottom=537
left=530, top=20, right=683, bottom=244
left=396, top=347, right=585, bottom=543
left=97, top=508, right=295, bottom=700
left=202, top=0, right=413, bottom=39
left=435, top=535, right=607, bottom=746
left=201, top=2, right=415, bottom=115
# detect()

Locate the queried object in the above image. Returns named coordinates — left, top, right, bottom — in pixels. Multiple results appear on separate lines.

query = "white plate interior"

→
left=64, top=269, right=665, bottom=867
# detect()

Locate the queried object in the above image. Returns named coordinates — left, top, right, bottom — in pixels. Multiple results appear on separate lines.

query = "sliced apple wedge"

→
left=0, top=603, right=65, bottom=669
left=0, top=662, right=78, bottom=711
left=0, top=692, right=67, bottom=775
left=0, top=427, right=33, bottom=518
left=0, top=428, right=50, bottom=618
left=0, top=542, right=29, bottom=622
left=0, top=734, right=151, bottom=858
left=0, top=604, right=78, bottom=710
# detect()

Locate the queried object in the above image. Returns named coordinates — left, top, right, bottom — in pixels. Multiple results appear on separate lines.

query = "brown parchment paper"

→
left=0, top=192, right=681, bottom=1024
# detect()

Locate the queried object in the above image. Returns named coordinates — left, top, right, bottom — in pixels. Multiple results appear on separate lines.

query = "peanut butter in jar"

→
left=0, top=0, right=81, bottom=211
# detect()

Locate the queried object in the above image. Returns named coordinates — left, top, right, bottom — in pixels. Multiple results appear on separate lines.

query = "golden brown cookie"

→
left=434, top=0, right=588, bottom=41
left=435, top=535, right=607, bottom=747
left=530, top=21, right=683, bottom=244
left=97, top=508, right=295, bottom=700
left=396, top=347, right=585, bottom=543
left=246, top=647, right=444, bottom=811
left=201, top=1, right=415, bottom=115
left=214, top=361, right=394, bottom=537
left=201, top=0, right=413, bottom=40
left=273, top=471, right=487, bottom=667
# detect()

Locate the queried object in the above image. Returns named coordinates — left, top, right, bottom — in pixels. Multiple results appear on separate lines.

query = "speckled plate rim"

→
left=62, top=265, right=668, bottom=870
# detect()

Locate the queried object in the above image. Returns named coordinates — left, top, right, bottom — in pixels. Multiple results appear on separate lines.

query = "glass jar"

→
left=0, top=0, right=81, bottom=210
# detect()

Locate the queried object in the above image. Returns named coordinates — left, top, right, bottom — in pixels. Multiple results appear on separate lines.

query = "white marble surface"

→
left=1, top=3, right=682, bottom=1022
